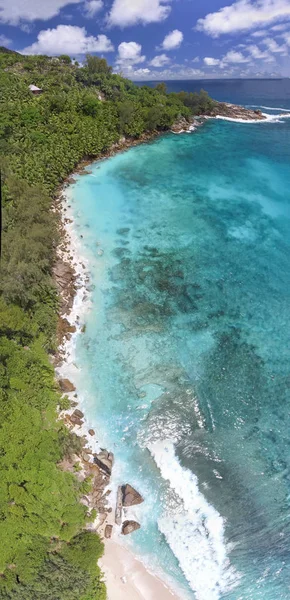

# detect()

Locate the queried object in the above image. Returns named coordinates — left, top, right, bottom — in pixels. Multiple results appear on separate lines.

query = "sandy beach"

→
left=100, top=538, right=181, bottom=600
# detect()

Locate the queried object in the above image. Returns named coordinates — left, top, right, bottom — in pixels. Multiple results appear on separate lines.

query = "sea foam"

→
left=249, top=105, right=290, bottom=112
left=215, top=113, right=290, bottom=124
left=149, top=440, right=239, bottom=600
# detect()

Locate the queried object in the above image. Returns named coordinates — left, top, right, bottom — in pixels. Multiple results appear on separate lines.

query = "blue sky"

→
left=1, top=0, right=290, bottom=79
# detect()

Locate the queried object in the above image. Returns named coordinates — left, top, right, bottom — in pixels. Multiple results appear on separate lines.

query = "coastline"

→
left=100, top=539, right=181, bottom=600
left=52, top=102, right=272, bottom=599
left=54, top=180, right=183, bottom=600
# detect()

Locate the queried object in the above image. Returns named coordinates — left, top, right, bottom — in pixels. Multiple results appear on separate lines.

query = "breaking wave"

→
left=149, top=440, right=239, bottom=600
left=249, top=105, right=290, bottom=112
left=215, top=113, right=290, bottom=124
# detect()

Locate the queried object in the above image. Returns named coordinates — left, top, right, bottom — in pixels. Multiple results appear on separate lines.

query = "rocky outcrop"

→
left=59, top=378, right=76, bottom=393
left=88, top=429, right=95, bottom=436
left=122, top=484, right=144, bottom=507
left=69, top=413, right=83, bottom=427
left=53, top=259, right=76, bottom=314
left=58, top=317, right=76, bottom=340
left=68, top=409, right=85, bottom=427
left=93, top=450, right=114, bottom=476
left=209, top=102, right=265, bottom=121
left=73, top=409, right=84, bottom=419
left=171, top=117, right=192, bottom=133
left=121, top=520, right=141, bottom=535
left=171, top=103, right=266, bottom=134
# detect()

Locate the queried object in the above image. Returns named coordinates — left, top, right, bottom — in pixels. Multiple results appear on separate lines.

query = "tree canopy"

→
left=0, top=49, right=215, bottom=599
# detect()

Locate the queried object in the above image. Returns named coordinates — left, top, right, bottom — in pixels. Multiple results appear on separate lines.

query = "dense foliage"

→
left=0, top=50, right=215, bottom=599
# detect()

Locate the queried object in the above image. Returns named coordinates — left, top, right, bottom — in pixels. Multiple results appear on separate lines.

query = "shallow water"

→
left=68, top=97, right=290, bottom=599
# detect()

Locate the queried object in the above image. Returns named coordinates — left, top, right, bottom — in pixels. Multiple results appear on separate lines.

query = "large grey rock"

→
left=59, top=378, right=76, bottom=393
left=73, top=409, right=84, bottom=419
left=69, top=414, right=83, bottom=427
left=122, top=484, right=144, bottom=507
left=94, top=451, right=113, bottom=476
left=121, top=520, right=141, bottom=536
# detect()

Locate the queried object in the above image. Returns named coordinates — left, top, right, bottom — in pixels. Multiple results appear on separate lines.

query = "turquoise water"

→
left=69, top=104, right=290, bottom=599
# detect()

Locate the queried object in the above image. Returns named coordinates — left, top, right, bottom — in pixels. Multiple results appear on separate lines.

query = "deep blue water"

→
left=136, top=78, right=290, bottom=110
left=68, top=81, right=290, bottom=600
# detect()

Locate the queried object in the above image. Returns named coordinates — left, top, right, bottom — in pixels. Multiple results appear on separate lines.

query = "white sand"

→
left=100, top=539, right=181, bottom=600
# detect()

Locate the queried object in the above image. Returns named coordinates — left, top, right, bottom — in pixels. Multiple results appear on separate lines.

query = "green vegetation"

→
left=0, top=49, right=215, bottom=599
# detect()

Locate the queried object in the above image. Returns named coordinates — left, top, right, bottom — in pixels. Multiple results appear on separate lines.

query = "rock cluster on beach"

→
left=58, top=383, right=144, bottom=540
left=60, top=412, right=144, bottom=539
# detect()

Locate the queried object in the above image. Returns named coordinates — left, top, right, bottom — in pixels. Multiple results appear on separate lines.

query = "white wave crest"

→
left=249, top=105, right=290, bottom=112
left=149, top=440, right=239, bottom=600
left=215, top=112, right=290, bottom=124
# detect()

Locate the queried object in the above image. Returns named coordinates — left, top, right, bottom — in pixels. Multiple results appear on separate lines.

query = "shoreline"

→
left=100, top=538, right=181, bottom=600
left=54, top=181, right=183, bottom=600
left=52, top=102, right=272, bottom=599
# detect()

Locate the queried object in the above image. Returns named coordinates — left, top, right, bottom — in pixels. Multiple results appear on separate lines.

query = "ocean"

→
left=67, top=79, right=290, bottom=600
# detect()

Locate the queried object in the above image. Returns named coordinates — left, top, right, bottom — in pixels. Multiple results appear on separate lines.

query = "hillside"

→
left=0, top=50, right=216, bottom=600
left=0, top=46, right=20, bottom=54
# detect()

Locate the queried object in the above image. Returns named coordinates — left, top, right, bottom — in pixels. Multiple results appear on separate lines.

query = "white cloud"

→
left=251, top=29, right=268, bottom=37
left=83, top=0, right=103, bottom=17
left=126, top=61, right=281, bottom=80
left=108, top=0, right=171, bottom=27
left=247, top=43, right=271, bottom=58
left=197, top=0, right=290, bottom=37
left=262, top=36, right=288, bottom=52
left=271, top=22, right=290, bottom=31
left=223, top=49, right=249, bottom=62
left=204, top=56, right=220, bottom=66
left=129, top=66, right=206, bottom=80
left=0, top=0, right=81, bottom=24
left=116, top=41, right=146, bottom=67
left=150, top=53, right=170, bottom=66
left=133, top=68, right=151, bottom=75
left=204, top=49, right=250, bottom=68
left=161, top=29, right=183, bottom=50
left=192, top=56, right=200, bottom=63
left=0, top=33, right=12, bottom=46
left=22, top=25, right=114, bottom=55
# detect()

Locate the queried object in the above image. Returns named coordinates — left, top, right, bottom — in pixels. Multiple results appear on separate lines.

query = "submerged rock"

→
left=88, top=429, right=95, bottom=436
left=122, top=484, right=144, bottom=507
left=121, top=520, right=141, bottom=535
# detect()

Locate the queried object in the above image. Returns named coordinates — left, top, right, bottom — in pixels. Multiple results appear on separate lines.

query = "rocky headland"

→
left=171, top=101, right=265, bottom=133
left=210, top=101, right=265, bottom=120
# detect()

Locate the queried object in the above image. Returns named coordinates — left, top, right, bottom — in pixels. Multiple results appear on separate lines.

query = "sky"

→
left=1, top=0, right=290, bottom=79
